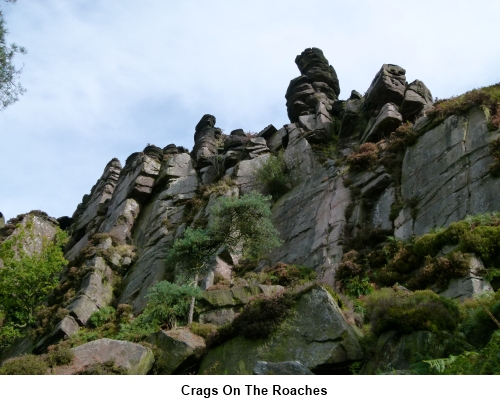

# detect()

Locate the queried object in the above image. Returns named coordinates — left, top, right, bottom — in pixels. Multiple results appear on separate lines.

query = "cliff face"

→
left=2, top=47, right=500, bottom=374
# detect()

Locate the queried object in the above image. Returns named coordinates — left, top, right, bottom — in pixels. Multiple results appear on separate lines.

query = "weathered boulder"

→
left=400, top=80, right=433, bottom=121
left=2, top=212, right=59, bottom=257
left=54, top=339, right=154, bottom=375
left=434, top=255, right=493, bottom=300
left=199, top=287, right=363, bottom=374
left=295, top=47, right=340, bottom=97
left=146, top=328, right=205, bottom=374
left=199, top=308, right=236, bottom=326
left=233, top=154, right=270, bottom=195
left=193, top=114, right=219, bottom=167
left=364, top=64, right=406, bottom=110
left=254, top=361, right=314, bottom=375
left=34, top=315, right=80, bottom=354
left=265, top=127, right=286, bottom=153
left=285, top=48, right=339, bottom=123
left=361, top=102, right=403, bottom=143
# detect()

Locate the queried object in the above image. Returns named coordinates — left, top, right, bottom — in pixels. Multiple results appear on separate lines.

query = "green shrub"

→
left=459, top=291, right=500, bottom=348
left=0, top=354, right=48, bottom=375
left=0, top=218, right=68, bottom=348
left=189, top=322, right=217, bottom=338
left=408, top=252, right=471, bottom=290
left=207, top=292, right=294, bottom=346
left=424, top=330, right=500, bottom=375
left=343, top=276, right=374, bottom=298
left=254, top=150, right=290, bottom=200
left=232, top=292, right=294, bottom=340
left=262, top=263, right=317, bottom=287
left=89, top=306, right=116, bottom=327
left=46, top=344, right=74, bottom=367
left=141, top=281, right=201, bottom=328
left=364, top=288, right=460, bottom=336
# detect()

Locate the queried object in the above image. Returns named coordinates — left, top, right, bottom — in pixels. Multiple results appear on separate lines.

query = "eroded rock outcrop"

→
left=3, top=47, right=500, bottom=375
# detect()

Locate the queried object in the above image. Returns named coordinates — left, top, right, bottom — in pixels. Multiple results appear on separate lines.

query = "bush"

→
left=426, top=83, right=500, bottom=128
left=346, top=143, right=378, bottom=171
left=423, top=330, right=500, bottom=375
left=207, top=292, right=294, bottom=345
left=0, top=354, right=48, bottom=375
left=189, top=322, right=217, bottom=338
left=254, top=150, right=290, bottom=200
left=262, top=263, right=317, bottom=287
left=46, top=344, right=74, bottom=367
left=0, top=218, right=68, bottom=347
left=233, top=292, right=294, bottom=340
left=142, top=281, right=201, bottom=328
left=210, top=192, right=282, bottom=260
left=363, top=288, right=460, bottom=336
left=89, top=306, right=116, bottom=327
left=459, top=291, right=500, bottom=349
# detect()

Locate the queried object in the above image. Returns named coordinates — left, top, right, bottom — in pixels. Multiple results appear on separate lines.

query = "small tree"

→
left=0, top=1, right=27, bottom=111
left=0, top=218, right=67, bottom=348
left=167, top=191, right=282, bottom=323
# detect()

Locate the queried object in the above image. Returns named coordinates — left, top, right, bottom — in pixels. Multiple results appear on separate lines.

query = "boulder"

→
left=233, top=154, right=270, bottom=195
left=258, top=124, right=278, bottom=140
left=34, top=316, right=80, bottom=353
left=295, top=47, right=340, bottom=97
left=361, top=102, right=403, bottom=143
left=435, top=255, right=493, bottom=300
left=400, top=80, right=433, bottom=121
left=199, top=287, right=363, bottom=374
left=364, top=64, right=406, bottom=110
left=66, top=295, right=99, bottom=326
left=54, top=339, right=154, bottom=375
left=199, top=308, right=236, bottom=326
left=285, top=48, right=339, bottom=123
left=193, top=114, right=218, bottom=168
left=146, top=329, right=205, bottom=374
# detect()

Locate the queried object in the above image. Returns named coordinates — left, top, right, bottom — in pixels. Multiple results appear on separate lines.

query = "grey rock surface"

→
left=364, top=64, right=406, bottom=110
left=54, top=338, right=154, bottom=375
left=361, top=102, right=402, bottom=143
left=199, top=287, right=363, bottom=374
left=397, top=107, right=500, bottom=238
left=401, top=79, right=433, bottom=121
left=435, top=255, right=493, bottom=300
left=146, top=328, right=205, bottom=374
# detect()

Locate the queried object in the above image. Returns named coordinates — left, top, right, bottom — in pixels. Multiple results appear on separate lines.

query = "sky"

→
left=0, top=0, right=499, bottom=221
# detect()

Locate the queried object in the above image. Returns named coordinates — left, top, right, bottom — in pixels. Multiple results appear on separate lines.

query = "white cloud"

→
left=1, top=0, right=499, bottom=220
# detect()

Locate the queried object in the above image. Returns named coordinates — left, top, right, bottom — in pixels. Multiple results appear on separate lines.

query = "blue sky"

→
left=1, top=0, right=499, bottom=221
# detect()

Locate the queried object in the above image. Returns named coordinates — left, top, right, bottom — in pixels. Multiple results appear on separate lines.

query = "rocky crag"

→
left=1, top=47, right=500, bottom=375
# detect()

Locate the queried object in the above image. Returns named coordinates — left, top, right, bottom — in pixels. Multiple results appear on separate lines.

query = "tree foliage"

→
left=0, top=218, right=67, bottom=348
left=167, top=191, right=282, bottom=276
left=117, top=281, right=201, bottom=341
left=0, top=1, right=26, bottom=110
